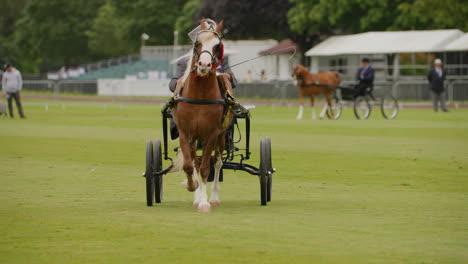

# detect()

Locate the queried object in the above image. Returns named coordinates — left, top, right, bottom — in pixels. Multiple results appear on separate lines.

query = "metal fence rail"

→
left=2, top=79, right=466, bottom=102
left=392, top=80, right=432, bottom=100
left=450, top=80, right=468, bottom=101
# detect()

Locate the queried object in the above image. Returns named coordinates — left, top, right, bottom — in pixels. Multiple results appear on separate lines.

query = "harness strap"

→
left=175, top=96, right=226, bottom=105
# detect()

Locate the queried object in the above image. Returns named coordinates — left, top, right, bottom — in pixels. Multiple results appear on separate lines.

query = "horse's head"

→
left=291, top=65, right=307, bottom=80
left=192, top=18, right=224, bottom=78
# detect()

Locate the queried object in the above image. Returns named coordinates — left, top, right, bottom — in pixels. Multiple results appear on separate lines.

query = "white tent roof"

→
left=444, top=33, right=468, bottom=51
left=306, top=29, right=465, bottom=56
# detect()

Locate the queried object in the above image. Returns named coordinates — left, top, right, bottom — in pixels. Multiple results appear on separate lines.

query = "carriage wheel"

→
left=153, top=139, right=163, bottom=203
left=381, top=95, right=399, bottom=119
left=259, top=137, right=272, bottom=205
left=354, top=96, right=371, bottom=120
left=326, top=98, right=343, bottom=120
left=145, top=141, right=155, bottom=206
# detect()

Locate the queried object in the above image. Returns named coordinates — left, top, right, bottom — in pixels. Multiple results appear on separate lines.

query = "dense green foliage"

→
left=1, top=0, right=467, bottom=72
left=1, top=98, right=467, bottom=263
left=287, top=0, right=468, bottom=58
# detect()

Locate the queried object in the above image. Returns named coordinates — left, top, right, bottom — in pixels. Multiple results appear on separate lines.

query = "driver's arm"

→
left=169, top=57, right=189, bottom=92
left=219, top=57, right=237, bottom=89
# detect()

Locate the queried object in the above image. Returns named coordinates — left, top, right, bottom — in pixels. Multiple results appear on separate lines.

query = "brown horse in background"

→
left=292, top=65, right=340, bottom=119
left=171, top=19, right=233, bottom=212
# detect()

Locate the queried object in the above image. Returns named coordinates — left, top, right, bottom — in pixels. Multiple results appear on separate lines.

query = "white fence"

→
left=97, top=79, right=171, bottom=97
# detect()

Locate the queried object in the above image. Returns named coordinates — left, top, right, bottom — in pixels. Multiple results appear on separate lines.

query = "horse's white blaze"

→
left=197, top=32, right=220, bottom=76
left=209, top=156, right=223, bottom=204
left=311, top=106, right=317, bottom=120
left=319, top=103, right=328, bottom=118
left=296, top=105, right=304, bottom=120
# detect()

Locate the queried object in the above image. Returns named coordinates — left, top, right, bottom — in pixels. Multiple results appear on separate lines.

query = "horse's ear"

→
left=216, top=20, right=224, bottom=34
left=200, top=17, right=206, bottom=30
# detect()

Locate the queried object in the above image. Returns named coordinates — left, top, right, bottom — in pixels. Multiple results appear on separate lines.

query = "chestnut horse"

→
left=292, top=65, right=340, bottom=119
left=171, top=19, right=233, bottom=212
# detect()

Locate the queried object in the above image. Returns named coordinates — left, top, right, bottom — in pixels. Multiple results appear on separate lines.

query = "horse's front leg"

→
left=210, top=134, right=226, bottom=207
left=197, top=134, right=218, bottom=212
left=179, top=133, right=198, bottom=192
left=296, top=89, right=304, bottom=120
left=191, top=141, right=202, bottom=208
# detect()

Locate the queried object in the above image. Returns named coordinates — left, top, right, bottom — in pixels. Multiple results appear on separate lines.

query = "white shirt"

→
left=2, top=69, right=23, bottom=93
left=435, top=67, right=442, bottom=77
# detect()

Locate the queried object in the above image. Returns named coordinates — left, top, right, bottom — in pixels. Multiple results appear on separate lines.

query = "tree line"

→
left=1, top=0, right=467, bottom=73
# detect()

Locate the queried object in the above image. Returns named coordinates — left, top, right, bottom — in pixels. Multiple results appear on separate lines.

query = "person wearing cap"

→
left=2, top=64, right=26, bottom=118
left=427, top=58, right=448, bottom=112
left=354, top=58, right=375, bottom=98
left=169, top=18, right=237, bottom=93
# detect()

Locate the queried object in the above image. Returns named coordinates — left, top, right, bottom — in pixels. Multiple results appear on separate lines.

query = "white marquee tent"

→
left=305, top=29, right=468, bottom=79
left=306, top=29, right=465, bottom=56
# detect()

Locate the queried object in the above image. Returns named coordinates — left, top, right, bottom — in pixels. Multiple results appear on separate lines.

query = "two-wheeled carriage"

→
left=143, top=105, right=275, bottom=207
left=326, top=85, right=399, bottom=120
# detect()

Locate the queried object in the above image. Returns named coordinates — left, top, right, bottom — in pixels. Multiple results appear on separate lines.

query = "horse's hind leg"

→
left=320, top=92, right=333, bottom=119
left=310, top=95, right=317, bottom=120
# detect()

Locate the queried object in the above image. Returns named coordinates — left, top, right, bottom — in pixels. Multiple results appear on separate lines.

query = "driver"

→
left=169, top=18, right=237, bottom=93
left=354, top=58, right=374, bottom=98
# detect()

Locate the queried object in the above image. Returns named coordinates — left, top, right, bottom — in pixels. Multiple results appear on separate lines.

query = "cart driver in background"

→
left=354, top=58, right=375, bottom=98
left=168, top=18, right=238, bottom=140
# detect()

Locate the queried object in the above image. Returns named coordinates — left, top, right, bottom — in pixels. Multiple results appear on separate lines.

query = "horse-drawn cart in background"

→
left=326, top=85, right=399, bottom=120
left=143, top=105, right=275, bottom=207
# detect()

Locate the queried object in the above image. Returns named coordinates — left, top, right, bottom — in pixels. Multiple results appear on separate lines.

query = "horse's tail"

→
left=169, top=151, right=184, bottom=173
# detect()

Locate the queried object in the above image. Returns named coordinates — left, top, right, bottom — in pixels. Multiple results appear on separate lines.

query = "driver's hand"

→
left=223, top=73, right=232, bottom=81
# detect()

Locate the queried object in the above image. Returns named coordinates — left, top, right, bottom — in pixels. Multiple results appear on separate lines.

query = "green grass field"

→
left=1, top=100, right=467, bottom=264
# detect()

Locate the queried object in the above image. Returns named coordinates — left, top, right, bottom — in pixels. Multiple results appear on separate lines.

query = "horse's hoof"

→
left=209, top=200, right=221, bottom=207
left=193, top=201, right=200, bottom=209
left=198, top=203, right=211, bottom=213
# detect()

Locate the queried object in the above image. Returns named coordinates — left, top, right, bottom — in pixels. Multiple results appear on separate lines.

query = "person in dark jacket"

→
left=354, top=58, right=375, bottom=98
left=427, top=58, right=448, bottom=112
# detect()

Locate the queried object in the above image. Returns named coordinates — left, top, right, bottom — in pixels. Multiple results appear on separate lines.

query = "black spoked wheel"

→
left=381, top=95, right=399, bottom=119
left=145, top=141, right=154, bottom=206
left=326, top=97, right=343, bottom=120
left=153, top=139, right=163, bottom=203
left=354, top=96, right=371, bottom=120
left=260, top=137, right=272, bottom=206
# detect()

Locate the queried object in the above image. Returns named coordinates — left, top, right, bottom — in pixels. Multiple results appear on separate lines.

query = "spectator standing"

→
left=245, top=70, right=252, bottom=83
left=427, top=58, right=448, bottom=112
left=2, top=64, right=26, bottom=118
left=260, top=70, right=267, bottom=83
